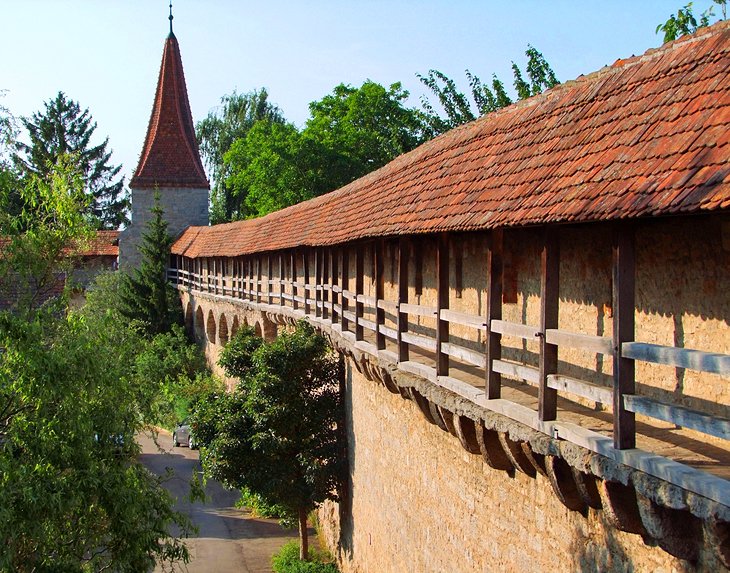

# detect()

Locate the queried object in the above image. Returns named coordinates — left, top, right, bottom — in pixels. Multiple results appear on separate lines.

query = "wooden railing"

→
left=167, top=237, right=730, bottom=503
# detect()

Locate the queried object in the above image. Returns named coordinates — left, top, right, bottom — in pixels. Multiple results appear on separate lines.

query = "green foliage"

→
left=225, top=120, right=317, bottom=218
left=236, top=487, right=294, bottom=525
left=218, top=324, right=265, bottom=379
left=272, top=541, right=339, bottom=573
left=0, top=157, right=92, bottom=314
left=118, top=193, right=183, bottom=337
left=656, top=1, right=725, bottom=43
left=12, top=91, right=129, bottom=229
left=0, top=307, right=192, bottom=571
left=193, top=321, right=344, bottom=557
left=196, top=89, right=285, bottom=223
left=221, top=80, right=425, bottom=220
left=417, top=45, right=559, bottom=137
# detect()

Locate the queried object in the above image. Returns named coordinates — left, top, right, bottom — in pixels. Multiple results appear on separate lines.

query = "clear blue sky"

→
left=0, top=1, right=722, bottom=184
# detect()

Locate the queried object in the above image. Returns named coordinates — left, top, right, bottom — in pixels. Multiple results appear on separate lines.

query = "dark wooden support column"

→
left=486, top=229, right=503, bottom=398
left=314, top=249, right=322, bottom=318
left=375, top=239, right=386, bottom=350
left=291, top=251, right=298, bottom=311
left=330, top=248, right=338, bottom=323
left=436, top=233, right=450, bottom=377
left=302, top=250, right=310, bottom=315
left=355, top=244, right=364, bottom=341
left=279, top=253, right=285, bottom=307
left=322, top=249, right=330, bottom=320
left=256, top=256, right=262, bottom=304
left=267, top=255, right=273, bottom=304
left=341, top=248, right=349, bottom=332
left=539, top=227, right=559, bottom=422
left=613, top=224, right=636, bottom=449
left=398, top=237, right=410, bottom=362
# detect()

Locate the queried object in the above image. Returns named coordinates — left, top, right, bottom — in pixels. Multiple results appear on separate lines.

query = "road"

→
left=138, top=430, right=298, bottom=573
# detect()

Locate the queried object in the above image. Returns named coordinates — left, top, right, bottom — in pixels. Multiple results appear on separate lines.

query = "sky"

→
left=0, top=1, right=723, bottom=184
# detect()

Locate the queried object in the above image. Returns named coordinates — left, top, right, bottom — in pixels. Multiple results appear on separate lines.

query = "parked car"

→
left=172, top=419, right=197, bottom=449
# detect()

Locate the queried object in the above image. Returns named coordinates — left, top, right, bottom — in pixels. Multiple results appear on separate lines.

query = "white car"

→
left=172, top=420, right=198, bottom=449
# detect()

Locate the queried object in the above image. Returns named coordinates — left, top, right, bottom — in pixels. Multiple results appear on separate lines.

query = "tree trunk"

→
left=298, top=507, right=309, bottom=561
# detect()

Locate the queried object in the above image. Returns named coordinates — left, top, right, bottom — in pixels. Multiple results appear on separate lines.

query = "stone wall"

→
left=318, top=362, right=725, bottom=572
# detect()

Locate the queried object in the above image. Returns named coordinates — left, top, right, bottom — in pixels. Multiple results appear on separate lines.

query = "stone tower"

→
left=119, top=22, right=209, bottom=269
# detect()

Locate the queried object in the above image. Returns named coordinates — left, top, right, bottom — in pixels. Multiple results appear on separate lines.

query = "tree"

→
left=118, top=193, right=182, bottom=337
left=303, top=81, right=426, bottom=189
left=223, top=81, right=425, bottom=219
left=196, top=89, right=285, bottom=223
left=417, top=45, right=559, bottom=137
left=0, top=163, right=191, bottom=571
left=656, top=1, right=726, bottom=43
left=13, top=91, right=129, bottom=229
left=194, top=322, right=344, bottom=560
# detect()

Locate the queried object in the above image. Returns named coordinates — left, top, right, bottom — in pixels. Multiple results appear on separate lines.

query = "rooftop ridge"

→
left=130, top=32, right=209, bottom=190
left=173, top=20, right=730, bottom=259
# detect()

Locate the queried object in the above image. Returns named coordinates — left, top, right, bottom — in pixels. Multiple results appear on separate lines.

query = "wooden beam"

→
left=330, top=248, right=337, bottom=322
left=341, top=247, right=349, bottom=332
left=486, top=229, right=503, bottom=399
left=289, top=249, right=292, bottom=310
left=355, top=243, right=364, bottom=341
left=613, top=223, right=636, bottom=449
left=375, top=239, right=386, bottom=350
left=437, top=233, right=449, bottom=376
left=622, top=342, right=730, bottom=375
left=302, top=250, right=310, bottom=315
left=267, top=255, right=273, bottom=304
left=279, top=253, right=284, bottom=307
left=539, top=227, right=559, bottom=421
left=398, top=237, right=410, bottom=362
left=256, top=256, right=262, bottom=304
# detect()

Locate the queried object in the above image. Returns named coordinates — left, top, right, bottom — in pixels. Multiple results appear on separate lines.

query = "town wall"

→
left=318, top=362, right=724, bottom=573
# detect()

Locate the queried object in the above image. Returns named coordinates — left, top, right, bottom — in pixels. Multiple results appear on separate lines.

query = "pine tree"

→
left=118, top=194, right=182, bottom=336
left=13, top=91, right=129, bottom=229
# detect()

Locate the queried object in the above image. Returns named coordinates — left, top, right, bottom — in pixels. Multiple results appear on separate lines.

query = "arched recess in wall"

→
left=219, top=314, right=229, bottom=345
left=206, top=310, right=216, bottom=344
left=231, top=316, right=240, bottom=338
left=255, top=321, right=263, bottom=338
left=184, top=302, right=193, bottom=336
left=194, top=306, right=205, bottom=340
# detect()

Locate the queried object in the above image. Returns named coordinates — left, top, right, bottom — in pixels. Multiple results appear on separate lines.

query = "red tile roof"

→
left=79, top=230, right=120, bottom=257
left=1, top=231, right=119, bottom=258
left=130, top=32, right=209, bottom=190
left=173, top=22, right=730, bottom=259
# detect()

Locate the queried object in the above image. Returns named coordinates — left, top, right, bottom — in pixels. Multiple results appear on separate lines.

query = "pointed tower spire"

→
left=129, top=25, right=209, bottom=190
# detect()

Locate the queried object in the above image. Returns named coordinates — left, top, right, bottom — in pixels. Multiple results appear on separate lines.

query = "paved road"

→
left=138, top=430, right=298, bottom=573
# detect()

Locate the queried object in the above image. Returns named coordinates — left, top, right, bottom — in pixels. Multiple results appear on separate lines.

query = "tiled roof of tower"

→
left=130, top=32, right=209, bottom=190
left=173, top=22, right=730, bottom=259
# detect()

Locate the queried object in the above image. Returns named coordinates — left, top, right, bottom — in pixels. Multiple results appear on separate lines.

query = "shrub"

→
left=272, top=541, right=339, bottom=573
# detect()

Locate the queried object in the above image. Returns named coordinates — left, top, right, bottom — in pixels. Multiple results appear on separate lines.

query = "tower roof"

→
left=130, top=31, right=209, bottom=190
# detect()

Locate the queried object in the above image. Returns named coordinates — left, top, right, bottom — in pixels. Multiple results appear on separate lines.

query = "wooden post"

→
left=256, top=256, right=262, bottom=304
left=355, top=244, right=364, bottom=341
left=279, top=253, right=284, bottom=307
left=302, top=250, right=310, bottom=315
left=341, top=247, right=349, bottom=332
left=267, top=255, right=273, bottom=304
left=613, top=224, right=636, bottom=449
left=291, top=251, right=298, bottom=311
left=375, top=239, right=385, bottom=350
left=322, top=248, right=330, bottom=320
left=330, top=248, right=338, bottom=323
left=436, top=234, right=450, bottom=377
left=398, top=237, right=410, bottom=362
left=486, top=229, right=503, bottom=399
left=314, top=249, right=322, bottom=318
left=539, top=227, right=559, bottom=422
